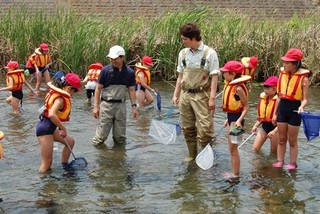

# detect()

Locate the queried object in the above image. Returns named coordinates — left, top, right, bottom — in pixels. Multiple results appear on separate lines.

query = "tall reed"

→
left=0, top=5, right=319, bottom=84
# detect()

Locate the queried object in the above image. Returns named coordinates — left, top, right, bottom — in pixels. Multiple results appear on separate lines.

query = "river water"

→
left=0, top=78, right=319, bottom=214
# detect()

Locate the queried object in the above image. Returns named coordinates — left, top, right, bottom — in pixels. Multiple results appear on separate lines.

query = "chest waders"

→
left=180, top=48, right=214, bottom=160
left=92, top=85, right=128, bottom=146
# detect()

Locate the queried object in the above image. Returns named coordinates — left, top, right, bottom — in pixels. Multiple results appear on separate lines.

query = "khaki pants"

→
left=92, top=101, right=127, bottom=145
left=180, top=91, right=213, bottom=155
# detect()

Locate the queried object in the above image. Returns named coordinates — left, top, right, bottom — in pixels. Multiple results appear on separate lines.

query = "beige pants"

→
left=180, top=91, right=214, bottom=156
left=92, top=101, right=127, bottom=145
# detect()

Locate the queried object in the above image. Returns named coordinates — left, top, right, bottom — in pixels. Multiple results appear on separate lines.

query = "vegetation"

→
left=0, top=5, right=319, bottom=84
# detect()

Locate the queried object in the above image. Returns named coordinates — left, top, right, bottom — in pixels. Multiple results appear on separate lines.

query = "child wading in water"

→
left=220, top=61, right=251, bottom=180
left=36, top=73, right=81, bottom=173
left=252, top=76, right=279, bottom=154
left=272, top=48, right=310, bottom=170
left=135, top=56, right=156, bottom=108
left=0, top=61, right=37, bottom=114
left=82, top=62, right=103, bottom=104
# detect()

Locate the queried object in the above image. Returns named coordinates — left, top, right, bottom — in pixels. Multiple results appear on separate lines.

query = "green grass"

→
left=0, top=5, right=319, bottom=84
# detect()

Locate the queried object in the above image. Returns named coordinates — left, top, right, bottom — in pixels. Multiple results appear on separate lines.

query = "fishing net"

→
left=148, top=119, right=177, bottom=145
left=300, top=112, right=320, bottom=141
left=196, top=144, right=217, bottom=170
left=69, top=157, right=88, bottom=170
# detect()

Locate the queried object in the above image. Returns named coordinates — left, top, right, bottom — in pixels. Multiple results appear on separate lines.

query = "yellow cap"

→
left=0, top=131, right=4, bottom=140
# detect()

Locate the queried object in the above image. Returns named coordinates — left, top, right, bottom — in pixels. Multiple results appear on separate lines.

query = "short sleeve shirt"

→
left=176, top=42, right=220, bottom=76
left=98, top=64, right=135, bottom=88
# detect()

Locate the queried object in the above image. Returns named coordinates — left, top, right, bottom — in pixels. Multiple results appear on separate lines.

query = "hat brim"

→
left=107, top=54, right=119, bottom=59
left=281, top=56, right=296, bottom=61
left=219, top=68, right=230, bottom=72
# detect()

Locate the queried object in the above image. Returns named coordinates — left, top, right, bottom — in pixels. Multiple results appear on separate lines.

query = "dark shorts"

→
left=86, top=89, right=95, bottom=99
left=227, top=112, right=245, bottom=126
left=262, top=121, right=276, bottom=134
left=27, top=68, right=36, bottom=74
left=36, top=117, right=57, bottom=137
left=38, top=67, right=46, bottom=73
left=277, top=99, right=301, bottom=126
left=12, top=90, right=23, bottom=100
left=135, top=84, right=145, bottom=92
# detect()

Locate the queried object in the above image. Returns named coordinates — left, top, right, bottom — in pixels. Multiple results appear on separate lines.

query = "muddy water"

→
left=0, top=78, right=319, bottom=213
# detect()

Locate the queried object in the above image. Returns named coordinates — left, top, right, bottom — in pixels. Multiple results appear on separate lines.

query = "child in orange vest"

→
left=36, top=73, right=82, bottom=173
left=82, top=62, right=103, bottom=104
left=135, top=56, right=156, bottom=108
left=251, top=76, right=279, bottom=154
left=220, top=61, right=251, bottom=181
left=241, top=56, right=258, bottom=92
left=0, top=61, right=37, bottom=114
left=272, top=48, right=310, bottom=170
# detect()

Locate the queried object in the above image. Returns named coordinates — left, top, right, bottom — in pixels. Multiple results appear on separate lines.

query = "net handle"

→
left=64, top=139, right=77, bottom=160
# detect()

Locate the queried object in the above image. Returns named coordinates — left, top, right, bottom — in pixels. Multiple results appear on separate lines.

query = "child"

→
left=82, top=62, right=103, bottom=104
left=0, top=131, right=4, bottom=159
left=0, top=61, right=37, bottom=114
left=135, top=56, right=156, bottom=108
left=272, top=48, right=310, bottom=170
left=252, top=76, right=279, bottom=154
left=36, top=73, right=81, bottom=173
left=241, top=56, right=258, bottom=92
left=28, top=43, right=52, bottom=91
left=220, top=61, right=251, bottom=180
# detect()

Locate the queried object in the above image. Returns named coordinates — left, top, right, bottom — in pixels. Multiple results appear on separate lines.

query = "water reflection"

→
left=89, top=144, right=136, bottom=212
left=250, top=155, right=306, bottom=213
left=0, top=78, right=319, bottom=213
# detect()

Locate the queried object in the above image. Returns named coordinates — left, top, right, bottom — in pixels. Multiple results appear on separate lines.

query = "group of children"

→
left=0, top=46, right=310, bottom=177
left=220, top=48, right=310, bottom=180
left=0, top=48, right=156, bottom=173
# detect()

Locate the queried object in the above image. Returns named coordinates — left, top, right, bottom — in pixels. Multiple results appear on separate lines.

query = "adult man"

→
left=172, top=23, right=220, bottom=161
left=92, top=45, right=138, bottom=147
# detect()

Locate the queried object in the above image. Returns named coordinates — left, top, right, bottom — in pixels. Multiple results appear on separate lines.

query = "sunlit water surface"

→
left=0, top=79, right=319, bottom=213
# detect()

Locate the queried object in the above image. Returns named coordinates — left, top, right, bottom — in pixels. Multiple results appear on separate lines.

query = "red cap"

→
left=249, top=56, right=258, bottom=69
left=281, top=48, right=303, bottom=61
left=0, top=131, right=4, bottom=140
left=220, top=61, right=244, bottom=73
left=5, top=61, right=19, bottom=69
left=65, top=73, right=82, bottom=91
left=263, top=76, right=278, bottom=87
left=39, top=43, right=49, bottom=51
left=142, top=56, right=153, bottom=66
left=88, top=62, right=103, bottom=70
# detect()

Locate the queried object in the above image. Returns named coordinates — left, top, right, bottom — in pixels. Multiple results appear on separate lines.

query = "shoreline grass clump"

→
left=0, top=5, right=319, bottom=84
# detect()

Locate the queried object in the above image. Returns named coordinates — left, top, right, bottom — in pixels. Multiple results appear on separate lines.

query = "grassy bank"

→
left=0, top=5, right=319, bottom=84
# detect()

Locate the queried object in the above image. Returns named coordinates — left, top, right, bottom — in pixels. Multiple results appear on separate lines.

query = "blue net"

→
left=300, top=112, right=320, bottom=141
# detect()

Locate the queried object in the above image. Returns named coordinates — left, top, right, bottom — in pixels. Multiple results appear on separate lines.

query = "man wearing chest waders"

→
left=172, top=23, right=220, bottom=161
left=92, top=45, right=138, bottom=147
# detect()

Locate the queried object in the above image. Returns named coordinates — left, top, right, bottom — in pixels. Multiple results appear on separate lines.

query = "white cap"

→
left=107, top=45, right=125, bottom=59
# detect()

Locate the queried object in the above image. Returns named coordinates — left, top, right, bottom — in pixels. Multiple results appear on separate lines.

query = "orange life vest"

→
left=6, top=69, right=25, bottom=91
left=28, top=48, right=51, bottom=68
left=43, top=82, right=71, bottom=122
left=277, top=68, right=309, bottom=101
left=87, top=69, right=101, bottom=81
left=222, top=75, right=251, bottom=113
left=257, top=92, right=277, bottom=122
left=135, top=63, right=151, bottom=86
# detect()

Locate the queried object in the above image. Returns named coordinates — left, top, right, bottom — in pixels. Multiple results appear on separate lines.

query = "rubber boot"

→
left=184, top=142, right=197, bottom=162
